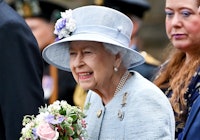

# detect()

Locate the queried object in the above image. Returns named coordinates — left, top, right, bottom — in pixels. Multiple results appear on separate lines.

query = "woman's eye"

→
left=84, top=51, right=91, bottom=54
left=181, top=11, right=191, bottom=17
left=165, top=11, right=173, bottom=17
left=83, top=48, right=93, bottom=54
left=69, top=52, right=76, bottom=56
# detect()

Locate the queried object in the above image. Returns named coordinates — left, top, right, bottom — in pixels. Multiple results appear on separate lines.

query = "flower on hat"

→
left=54, top=9, right=76, bottom=40
left=20, top=100, right=88, bottom=140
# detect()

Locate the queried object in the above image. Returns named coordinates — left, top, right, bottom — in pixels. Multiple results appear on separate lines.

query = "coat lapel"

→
left=181, top=96, right=200, bottom=139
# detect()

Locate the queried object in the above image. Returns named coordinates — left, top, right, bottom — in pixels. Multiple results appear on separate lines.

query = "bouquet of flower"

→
left=20, top=100, right=87, bottom=140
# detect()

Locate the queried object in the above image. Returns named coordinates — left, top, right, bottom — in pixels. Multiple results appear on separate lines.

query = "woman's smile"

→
left=78, top=72, right=93, bottom=81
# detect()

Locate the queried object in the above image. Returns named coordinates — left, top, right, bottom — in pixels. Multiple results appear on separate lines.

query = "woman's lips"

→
left=78, top=72, right=93, bottom=80
left=172, top=34, right=186, bottom=39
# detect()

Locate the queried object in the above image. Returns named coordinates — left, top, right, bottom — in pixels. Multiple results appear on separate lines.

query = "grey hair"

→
left=103, top=43, right=129, bottom=68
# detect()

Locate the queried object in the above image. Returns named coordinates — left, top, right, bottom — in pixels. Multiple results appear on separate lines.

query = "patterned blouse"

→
left=165, top=66, right=200, bottom=139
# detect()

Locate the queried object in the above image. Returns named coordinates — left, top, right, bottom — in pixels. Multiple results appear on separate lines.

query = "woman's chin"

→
left=79, top=84, right=91, bottom=91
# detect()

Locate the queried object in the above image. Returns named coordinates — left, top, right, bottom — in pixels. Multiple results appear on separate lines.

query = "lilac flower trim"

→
left=54, top=9, right=76, bottom=40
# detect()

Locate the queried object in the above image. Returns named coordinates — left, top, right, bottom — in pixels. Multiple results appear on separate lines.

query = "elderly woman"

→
left=43, top=5, right=175, bottom=140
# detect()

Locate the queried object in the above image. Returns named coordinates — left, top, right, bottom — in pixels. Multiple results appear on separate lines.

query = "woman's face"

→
left=69, top=41, right=119, bottom=91
left=25, top=17, right=55, bottom=51
left=165, top=0, right=200, bottom=53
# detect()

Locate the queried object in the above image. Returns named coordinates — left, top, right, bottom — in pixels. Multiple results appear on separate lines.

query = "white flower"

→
left=48, top=101, right=61, bottom=112
left=61, top=9, right=73, bottom=19
left=60, top=100, right=68, bottom=108
left=35, top=112, right=49, bottom=124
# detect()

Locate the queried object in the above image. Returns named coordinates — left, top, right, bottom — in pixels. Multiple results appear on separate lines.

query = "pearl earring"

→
left=114, top=67, right=118, bottom=72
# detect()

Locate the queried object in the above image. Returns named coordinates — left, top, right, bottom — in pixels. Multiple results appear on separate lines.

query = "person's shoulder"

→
left=0, top=13, right=26, bottom=31
left=0, top=4, right=33, bottom=37
left=128, top=71, right=164, bottom=94
left=128, top=72, right=171, bottom=106
left=0, top=1, right=19, bottom=21
left=140, top=51, right=161, bottom=66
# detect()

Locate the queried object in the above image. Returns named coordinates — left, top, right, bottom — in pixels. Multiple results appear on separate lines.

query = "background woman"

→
left=154, top=0, right=200, bottom=139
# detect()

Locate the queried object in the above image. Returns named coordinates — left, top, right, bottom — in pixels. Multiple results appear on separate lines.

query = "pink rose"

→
left=36, top=122, right=59, bottom=140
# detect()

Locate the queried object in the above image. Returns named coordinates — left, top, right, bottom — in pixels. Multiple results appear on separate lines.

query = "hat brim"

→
left=42, top=33, right=144, bottom=71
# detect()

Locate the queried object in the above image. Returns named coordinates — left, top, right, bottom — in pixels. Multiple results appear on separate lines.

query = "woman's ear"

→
left=114, top=53, right=122, bottom=68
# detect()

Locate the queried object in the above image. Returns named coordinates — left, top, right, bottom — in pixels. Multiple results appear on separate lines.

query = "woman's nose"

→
left=73, top=53, right=84, bottom=68
left=171, top=14, right=182, bottom=27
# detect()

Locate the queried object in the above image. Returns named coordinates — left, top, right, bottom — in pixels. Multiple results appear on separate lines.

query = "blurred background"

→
left=6, top=0, right=170, bottom=62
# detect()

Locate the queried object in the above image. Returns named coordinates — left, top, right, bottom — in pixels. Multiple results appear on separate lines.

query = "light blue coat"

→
left=84, top=71, right=175, bottom=140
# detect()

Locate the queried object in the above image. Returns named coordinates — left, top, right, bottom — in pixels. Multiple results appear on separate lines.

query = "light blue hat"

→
left=42, top=5, right=144, bottom=71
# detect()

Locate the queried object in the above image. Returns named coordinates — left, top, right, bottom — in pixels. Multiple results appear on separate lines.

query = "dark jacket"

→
left=181, top=96, right=200, bottom=140
left=181, top=69, right=200, bottom=140
left=0, top=1, right=44, bottom=139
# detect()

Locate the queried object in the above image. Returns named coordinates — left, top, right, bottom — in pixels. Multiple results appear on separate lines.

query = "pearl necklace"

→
left=114, top=71, right=129, bottom=96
